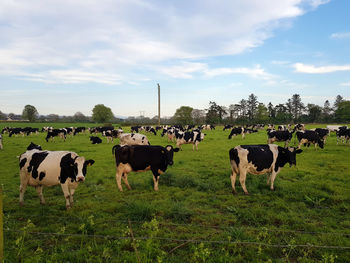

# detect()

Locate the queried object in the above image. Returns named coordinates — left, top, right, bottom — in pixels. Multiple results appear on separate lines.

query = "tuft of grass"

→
left=122, top=200, right=156, bottom=221
left=164, top=202, right=193, bottom=223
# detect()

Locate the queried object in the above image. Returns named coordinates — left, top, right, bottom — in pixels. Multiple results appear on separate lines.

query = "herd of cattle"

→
left=0, top=123, right=349, bottom=209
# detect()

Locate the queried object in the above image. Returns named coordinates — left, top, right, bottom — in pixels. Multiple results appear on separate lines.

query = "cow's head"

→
left=285, top=147, right=303, bottom=167
left=318, top=139, right=324, bottom=149
left=164, top=145, right=180, bottom=166
left=73, top=157, right=95, bottom=182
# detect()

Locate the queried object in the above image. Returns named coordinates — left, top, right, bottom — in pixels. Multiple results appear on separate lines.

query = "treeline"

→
left=1, top=94, right=349, bottom=125
left=172, top=94, right=350, bottom=125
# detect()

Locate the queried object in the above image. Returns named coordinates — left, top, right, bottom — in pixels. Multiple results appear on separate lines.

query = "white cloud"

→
left=293, top=63, right=350, bottom=74
left=340, top=82, right=350, bottom=87
left=330, top=32, right=350, bottom=39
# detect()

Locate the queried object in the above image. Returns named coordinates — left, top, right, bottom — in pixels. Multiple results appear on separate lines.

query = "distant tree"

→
left=246, top=93, right=258, bottom=120
left=291, top=94, right=304, bottom=121
left=73, top=112, right=88, bottom=122
left=47, top=114, right=60, bottom=122
left=8, top=113, right=15, bottom=120
left=255, top=103, right=269, bottom=123
left=92, top=104, right=114, bottom=123
left=335, top=101, right=350, bottom=122
left=173, top=106, right=193, bottom=125
left=307, top=104, right=322, bottom=123
left=0, top=110, right=6, bottom=120
left=334, top=95, right=344, bottom=110
left=275, top=104, right=290, bottom=123
left=206, top=101, right=227, bottom=124
left=191, top=109, right=206, bottom=125
left=267, top=102, right=275, bottom=119
left=322, top=100, right=332, bottom=122
left=22, top=105, right=38, bottom=122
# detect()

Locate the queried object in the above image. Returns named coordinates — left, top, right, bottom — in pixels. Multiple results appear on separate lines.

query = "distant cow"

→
left=267, top=130, right=294, bottom=147
left=223, top=125, right=233, bottom=131
left=336, top=127, right=350, bottom=145
left=27, top=142, right=42, bottom=150
left=229, top=144, right=302, bottom=194
left=0, top=134, right=3, bottom=150
left=228, top=127, right=245, bottom=139
left=19, top=150, right=94, bottom=209
left=314, top=128, right=330, bottom=144
left=90, top=136, right=102, bottom=144
left=112, top=145, right=179, bottom=191
left=46, top=129, right=67, bottom=142
left=296, top=130, right=324, bottom=149
left=175, top=130, right=205, bottom=151
left=104, top=129, right=123, bottom=143
left=119, top=133, right=150, bottom=146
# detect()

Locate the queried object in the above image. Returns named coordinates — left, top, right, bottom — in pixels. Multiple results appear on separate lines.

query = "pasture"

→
left=0, top=122, right=350, bottom=262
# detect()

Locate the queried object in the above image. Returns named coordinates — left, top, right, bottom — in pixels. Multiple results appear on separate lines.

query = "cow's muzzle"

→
left=77, top=176, right=85, bottom=182
left=168, top=161, right=174, bottom=166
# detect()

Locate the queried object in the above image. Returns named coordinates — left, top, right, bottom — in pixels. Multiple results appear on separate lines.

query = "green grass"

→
left=1, top=122, right=350, bottom=262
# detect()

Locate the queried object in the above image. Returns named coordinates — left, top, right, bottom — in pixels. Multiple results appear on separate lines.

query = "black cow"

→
left=112, top=145, right=179, bottom=191
left=296, top=130, right=324, bottom=149
left=90, top=136, right=102, bottom=144
left=267, top=130, right=294, bottom=147
left=73, top=127, right=86, bottom=135
left=46, top=129, right=67, bottom=142
left=19, top=150, right=94, bottom=209
left=175, top=130, right=205, bottom=151
left=228, top=127, right=245, bottom=139
left=223, top=125, right=233, bottom=131
left=315, top=128, right=330, bottom=144
left=229, top=144, right=302, bottom=194
left=336, top=127, right=350, bottom=145
left=9, top=128, right=24, bottom=137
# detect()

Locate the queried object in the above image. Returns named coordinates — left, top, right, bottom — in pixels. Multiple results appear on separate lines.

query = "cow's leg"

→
left=266, top=173, right=271, bottom=185
left=19, top=174, right=28, bottom=206
left=284, top=140, right=289, bottom=148
left=122, top=173, right=131, bottom=190
left=60, top=183, right=71, bottom=209
left=35, top=186, right=45, bottom=205
left=230, top=169, right=238, bottom=194
left=116, top=169, right=123, bottom=191
left=69, top=186, right=76, bottom=207
left=195, top=141, right=199, bottom=151
left=151, top=169, right=160, bottom=191
left=239, top=170, right=249, bottom=195
left=269, top=171, right=278, bottom=191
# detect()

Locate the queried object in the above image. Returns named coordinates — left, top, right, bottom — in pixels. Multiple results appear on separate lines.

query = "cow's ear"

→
left=173, top=148, right=180, bottom=152
left=85, top=159, right=95, bottom=166
left=295, top=149, right=303, bottom=154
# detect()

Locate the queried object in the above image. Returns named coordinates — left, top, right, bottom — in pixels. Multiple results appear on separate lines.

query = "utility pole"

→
left=157, top=83, right=160, bottom=126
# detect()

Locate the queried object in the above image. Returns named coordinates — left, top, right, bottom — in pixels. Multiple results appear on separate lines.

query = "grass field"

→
left=1, top=122, right=350, bottom=262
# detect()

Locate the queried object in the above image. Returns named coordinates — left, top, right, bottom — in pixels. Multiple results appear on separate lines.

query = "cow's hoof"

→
left=244, top=192, right=249, bottom=195
left=66, top=205, right=71, bottom=210
left=19, top=202, right=24, bottom=207
left=270, top=188, right=275, bottom=191
left=232, top=190, right=237, bottom=195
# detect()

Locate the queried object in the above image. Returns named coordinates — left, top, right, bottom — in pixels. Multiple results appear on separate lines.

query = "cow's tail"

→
left=112, top=145, right=122, bottom=156
left=229, top=148, right=239, bottom=174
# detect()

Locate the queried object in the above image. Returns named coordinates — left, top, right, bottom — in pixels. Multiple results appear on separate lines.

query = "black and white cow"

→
left=175, top=130, right=205, bottom=151
left=296, top=130, right=324, bottom=149
left=103, top=129, right=123, bottom=143
left=228, top=127, right=245, bottom=139
left=112, top=144, right=179, bottom=191
left=19, top=149, right=94, bottom=209
left=267, top=130, right=294, bottom=147
left=0, top=134, right=3, bottom=150
left=336, top=126, right=350, bottom=145
left=9, top=128, right=24, bottom=137
left=27, top=142, right=42, bottom=150
left=294, top=123, right=305, bottom=131
left=73, top=127, right=86, bottom=135
left=314, top=128, right=330, bottom=144
left=46, top=129, right=67, bottom=142
left=229, top=144, right=302, bottom=194
left=223, top=125, right=233, bottom=131
left=90, top=136, right=102, bottom=144
left=118, top=133, right=150, bottom=146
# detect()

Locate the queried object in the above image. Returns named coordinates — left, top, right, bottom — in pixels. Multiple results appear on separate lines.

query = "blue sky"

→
left=0, top=0, right=349, bottom=117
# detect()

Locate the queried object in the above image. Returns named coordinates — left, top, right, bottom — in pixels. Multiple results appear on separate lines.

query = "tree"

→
left=255, top=103, right=269, bottom=123
left=206, top=101, right=227, bottom=124
left=267, top=102, right=275, bottom=119
left=173, top=106, right=193, bottom=125
left=74, top=112, right=88, bottom=122
left=322, top=100, right=332, bottom=122
left=92, top=104, right=114, bottom=123
left=22, top=105, right=38, bottom=122
left=335, top=101, right=350, bottom=122
left=246, top=93, right=258, bottom=120
left=47, top=114, right=59, bottom=122
left=291, top=94, right=304, bottom=121
left=191, top=109, right=206, bottom=125
left=0, top=110, right=6, bottom=120
left=334, top=95, right=344, bottom=110
left=307, top=104, right=322, bottom=123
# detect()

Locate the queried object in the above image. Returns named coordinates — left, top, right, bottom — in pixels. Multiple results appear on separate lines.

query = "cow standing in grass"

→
left=112, top=145, right=179, bottom=191
left=0, top=134, right=3, bottom=150
left=229, top=144, right=302, bottom=194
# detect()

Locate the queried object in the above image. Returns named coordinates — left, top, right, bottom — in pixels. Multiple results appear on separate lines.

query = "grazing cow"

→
left=9, top=128, right=24, bottom=137
left=19, top=150, right=94, bottom=209
left=326, top=125, right=347, bottom=132
left=175, top=130, right=205, bottom=151
left=296, top=130, right=324, bottom=149
left=131, top=126, right=141, bottom=133
left=294, top=124, right=305, bottom=131
left=229, top=144, right=302, bottom=194
left=119, top=133, right=150, bottom=146
left=314, top=128, right=330, bottom=144
left=27, top=142, right=42, bottom=150
left=73, top=127, right=86, bottom=135
left=46, top=129, right=67, bottom=142
left=228, top=127, right=245, bottom=139
left=0, top=134, right=3, bottom=150
left=336, top=127, right=350, bottom=145
left=104, top=129, right=123, bottom=143
left=278, top=125, right=287, bottom=131
left=112, top=144, right=179, bottom=191
left=267, top=130, right=294, bottom=147
left=90, top=136, right=102, bottom=144
left=223, top=125, right=233, bottom=131
left=162, top=127, right=176, bottom=142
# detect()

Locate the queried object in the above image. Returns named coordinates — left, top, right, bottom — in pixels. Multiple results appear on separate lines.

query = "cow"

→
left=0, top=134, right=3, bottom=150
left=27, top=142, right=42, bottom=150
left=112, top=144, right=179, bottom=191
left=278, top=125, right=287, bottom=131
left=73, top=127, right=86, bottom=135
left=336, top=127, right=350, bottom=145
left=228, top=127, right=245, bottom=139
left=223, top=125, right=233, bottom=131
left=103, top=129, right=123, bottom=143
left=314, top=128, right=330, bottom=144
left=326, top=125, right=347, bottom=132
left=46, top=129, right=67, bottom=142
left=267, top=130, right=294, bottom=147
left=175, top=130, right=205, bottom=151
left=90, top=136, right=102, bottom=144
left=294, top=124, right=305, bottom=131
left=19, top=150, right=94, bottom=209
left=9, top=128, right=24, bottom=137
left=229, top=144, right=302, bottom=194
left=296, top=130, right=324, bottom=150
left=161, top=127, right=176, bottom=142
left=118, top=133, right=150, bottom=146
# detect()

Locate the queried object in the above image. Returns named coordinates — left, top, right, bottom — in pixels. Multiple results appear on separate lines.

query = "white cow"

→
left=118, top=133, right=150, bottom=146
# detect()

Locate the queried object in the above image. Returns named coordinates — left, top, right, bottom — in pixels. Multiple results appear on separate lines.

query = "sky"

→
left=0, top=0, right=349, bottom=118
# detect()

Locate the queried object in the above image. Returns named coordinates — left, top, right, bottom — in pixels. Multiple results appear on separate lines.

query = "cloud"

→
left=330, top=32, right=350, bottom=39
left=293, top=63, right=350, bottom=74
left=340, top=82, right=350, bottom=87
